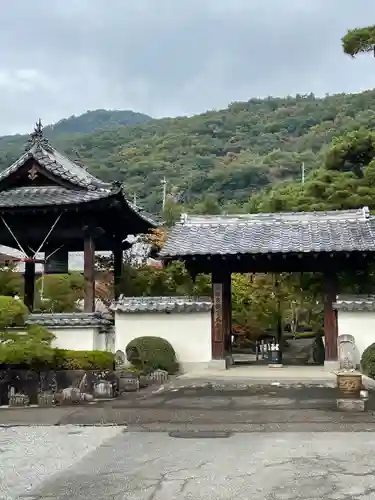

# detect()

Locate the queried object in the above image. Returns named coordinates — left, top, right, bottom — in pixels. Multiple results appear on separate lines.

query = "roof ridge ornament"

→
left=110, top=180, right=123, bottom=194
left=362, top=206, right=370, bottom=219
left=25, top=119, right=53, bottom=152
left=180, top=212, right=188, bottom=224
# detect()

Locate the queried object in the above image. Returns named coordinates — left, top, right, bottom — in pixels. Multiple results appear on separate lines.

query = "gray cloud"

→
left=0, top=0, right=374, bottom=134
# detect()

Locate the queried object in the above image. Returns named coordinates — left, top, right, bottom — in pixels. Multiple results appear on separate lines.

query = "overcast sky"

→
left=0, top=0, right=374, bottom=135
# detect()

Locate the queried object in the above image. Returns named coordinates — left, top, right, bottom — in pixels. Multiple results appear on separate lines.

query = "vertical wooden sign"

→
left=213, top=283, right=224, bottom=342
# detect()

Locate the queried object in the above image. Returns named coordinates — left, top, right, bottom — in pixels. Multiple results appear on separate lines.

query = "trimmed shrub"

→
left=53, top=349, right=115, bottom=370
left=0, top=324, right=55, bottom=369
left=0, top=296, right=28, bottom=328
left=126, top=336, right=179, bottom=374
left=361, top=343, right=375, bottom=378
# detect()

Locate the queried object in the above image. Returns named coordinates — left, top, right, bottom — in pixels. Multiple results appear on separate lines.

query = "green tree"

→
left=342, top=25, right=375, bottom=57
left=35, top=273, right=85, bottom=312
left=193, top=195, right=221, bottom=215
left=161, top=195, right=182, bottom=226
left=231, top=273, right=322, bottom=338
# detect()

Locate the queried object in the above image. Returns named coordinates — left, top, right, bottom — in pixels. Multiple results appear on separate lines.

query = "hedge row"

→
left=53, top=349, right=115, bottom=370
left=0, top=348, right=115, bottom=371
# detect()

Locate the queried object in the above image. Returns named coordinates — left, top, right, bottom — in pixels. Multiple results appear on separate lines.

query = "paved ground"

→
left=1, top=384, right=375, bottom=431
left=0, top=426, right=123, bottom=500
left=4, top=430, right=375, bottom=499
left=2, top=385, right=375, bottom=499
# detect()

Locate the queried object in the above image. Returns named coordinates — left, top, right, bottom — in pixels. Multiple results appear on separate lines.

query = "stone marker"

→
left=93, top=380, right=113, bottom=398
left=9, top=393, right=30, bottom=407
left=336, top=399, right=366, bottom=412
left=37, top=391, right=55, bottom=407
left=118, top=371, right=140, bottom=392
left=62, top=387, right=81, bottom=403
left=147, top=369, right=169, bottom=384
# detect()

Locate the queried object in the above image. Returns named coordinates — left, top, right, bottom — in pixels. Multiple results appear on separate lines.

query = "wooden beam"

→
left=184, top=251, right=373, bottom=275
left=113, top=246, right=123, bottom=302
left=23, top=261, right=35, bottom=312
left=84, top=236, right=95, bottom=312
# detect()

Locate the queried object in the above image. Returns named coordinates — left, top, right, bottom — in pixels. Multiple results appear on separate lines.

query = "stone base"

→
left=268, top=364, right=284, bottom=369
left=336, top=398, right=366, bottom=412
left=207, top=359, right=228, bottom=371
left=324, top=360, right=340, bottom=371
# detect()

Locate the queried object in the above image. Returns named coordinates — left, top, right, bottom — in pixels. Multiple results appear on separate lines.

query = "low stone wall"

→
left=0, top=369, right=119, bottom=406
left=0, top=367, right=169, bottom=406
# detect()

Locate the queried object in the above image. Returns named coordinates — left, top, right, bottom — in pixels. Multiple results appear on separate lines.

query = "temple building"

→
left=0, top=120, right=158, bottom=311
left=160, top=209, right=375, bottom=369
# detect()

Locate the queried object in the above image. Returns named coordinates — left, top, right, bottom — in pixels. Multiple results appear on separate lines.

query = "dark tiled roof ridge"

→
left=178, top=207, right=369, bottom=226
left=27, top=311, right=113, bottom=326
left=111, top=295, right=212, bottom=313
left=116, top=295, right=212, bottom=303
left=335, top=294, right=375, bottom=304
left=334, top=295, right=375, bottom=312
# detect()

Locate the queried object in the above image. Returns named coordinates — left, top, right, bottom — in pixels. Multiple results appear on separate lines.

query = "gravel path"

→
left=0, top=425, right=124, bottom=500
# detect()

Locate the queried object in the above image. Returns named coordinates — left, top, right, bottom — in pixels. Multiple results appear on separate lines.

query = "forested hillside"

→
left=1, top=90, right=375, bottom=212
left=47, top=109, right=152, bottom=134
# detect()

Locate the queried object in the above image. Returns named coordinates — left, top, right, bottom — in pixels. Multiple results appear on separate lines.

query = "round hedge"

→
left=361, top=342, right=375, bottom=378
left=126, top=336, right=179, bottom=374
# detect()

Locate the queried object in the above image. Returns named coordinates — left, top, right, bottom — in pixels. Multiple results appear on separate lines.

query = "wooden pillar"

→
left=211, top=270, right=231, bottom=360
left=323, top=273, right=338, bottom=362
left=113, top=246, right=123, bottom=302
left=24, top=260, right=35, bottom=312
left=223, top=273, right=232, bottom=353
left=84, top=236, right=95, bottom=312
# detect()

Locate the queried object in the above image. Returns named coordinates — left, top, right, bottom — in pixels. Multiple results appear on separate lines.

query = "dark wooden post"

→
left=84, top=236, right=95, bottom=312
left=24, top=260, right=35, bottom=312
left=223, top=273, right=232, bottom=354
left=113, top=246, right=123, bottom=302
left=211, top=270, right=231, bottom=361
left=323, top=272, right=338, bottom=365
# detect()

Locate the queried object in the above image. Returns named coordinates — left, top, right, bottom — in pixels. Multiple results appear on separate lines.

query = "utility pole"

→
left=301, top=162, right=305, bottom=185
left=161, top=176, right=167, bottom=210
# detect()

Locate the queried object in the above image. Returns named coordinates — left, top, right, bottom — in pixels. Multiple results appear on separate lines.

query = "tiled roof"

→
left=0, top=124, right=160, bottom=230
left=334, top=295, right=375, bottom=312
left=0, top=185, right=159, bottom=226
left=27, top=312, right=113, bottom=327
left=160, top=207, right=375, bottom=257
left=111, top=296, right=212, bottom=313
left=0, top=143, right=109, bottom=191
left=0, top=186, right=111, bottom=207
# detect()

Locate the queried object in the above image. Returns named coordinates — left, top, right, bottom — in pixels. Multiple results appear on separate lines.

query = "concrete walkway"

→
left=177, top=365, right=375, bottom=389
left=178, top=365, right=337, bottom=387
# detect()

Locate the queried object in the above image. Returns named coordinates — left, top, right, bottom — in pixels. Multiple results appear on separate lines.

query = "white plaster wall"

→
left=49, top=327, right=102, bottom=351
left=115, top=312, right=212, bottom=372
left=337, top=310, right=375, bottom=363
